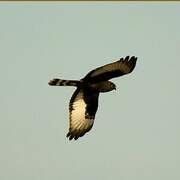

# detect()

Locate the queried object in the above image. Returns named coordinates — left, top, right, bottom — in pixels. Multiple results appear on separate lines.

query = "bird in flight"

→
left=48, top=56, right=137, bottom=140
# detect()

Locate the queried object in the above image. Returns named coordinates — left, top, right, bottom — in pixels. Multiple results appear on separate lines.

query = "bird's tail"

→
left=48, top=78, right=81, bottom=87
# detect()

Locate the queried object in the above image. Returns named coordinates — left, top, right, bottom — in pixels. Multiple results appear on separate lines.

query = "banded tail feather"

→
left=48, top=79, right=80, bottom=86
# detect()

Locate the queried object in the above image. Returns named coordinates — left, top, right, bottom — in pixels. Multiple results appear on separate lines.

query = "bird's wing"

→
left=67, top=88, right=99, bottom=140
left=83, top=56, right=137, bottom=83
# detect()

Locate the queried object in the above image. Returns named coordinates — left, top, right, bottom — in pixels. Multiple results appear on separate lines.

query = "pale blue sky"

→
left=1, top=3, right=180, bottom=180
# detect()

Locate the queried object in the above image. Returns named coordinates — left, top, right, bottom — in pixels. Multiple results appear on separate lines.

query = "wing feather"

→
left=67, top=88, right=99, bottom=140
left=83, top=56, right=137, bottom=83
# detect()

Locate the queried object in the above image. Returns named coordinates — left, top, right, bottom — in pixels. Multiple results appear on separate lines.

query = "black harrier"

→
left=49, top=56, right=137, bottom=140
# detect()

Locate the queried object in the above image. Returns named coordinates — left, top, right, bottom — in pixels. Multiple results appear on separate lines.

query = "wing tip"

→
left=131, top=56, right=138, bottom=62
left=66, top=126, right=92, bottom=140
left=119, top=56, right=138, bottom=64
left=125, top=56, right=137, bottom=73
left=123, top=55, right=137, bottom=61
left=66, top=132, right=80, bottom=141
left=66, top=130, right=81, bottom=140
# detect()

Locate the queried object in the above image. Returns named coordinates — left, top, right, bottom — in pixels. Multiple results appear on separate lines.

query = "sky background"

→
left=1, top=2, right=180, bottom=180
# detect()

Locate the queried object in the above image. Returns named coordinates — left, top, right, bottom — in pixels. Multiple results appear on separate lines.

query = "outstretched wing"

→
left=67, top=88, right=99, bottom=140
left=83, top=56, right=137, bottom=83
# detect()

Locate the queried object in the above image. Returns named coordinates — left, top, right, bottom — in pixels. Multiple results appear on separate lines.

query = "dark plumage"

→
left=48, top=56, right=137, bottom=140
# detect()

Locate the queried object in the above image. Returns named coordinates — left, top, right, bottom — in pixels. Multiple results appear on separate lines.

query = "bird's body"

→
left=49, top=56, right=137, bottom=140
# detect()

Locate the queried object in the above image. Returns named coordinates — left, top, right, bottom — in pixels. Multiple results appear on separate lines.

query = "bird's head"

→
left=111, top=82, right=116, bottom=90
left=95, top=81, right=116, bottom=92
